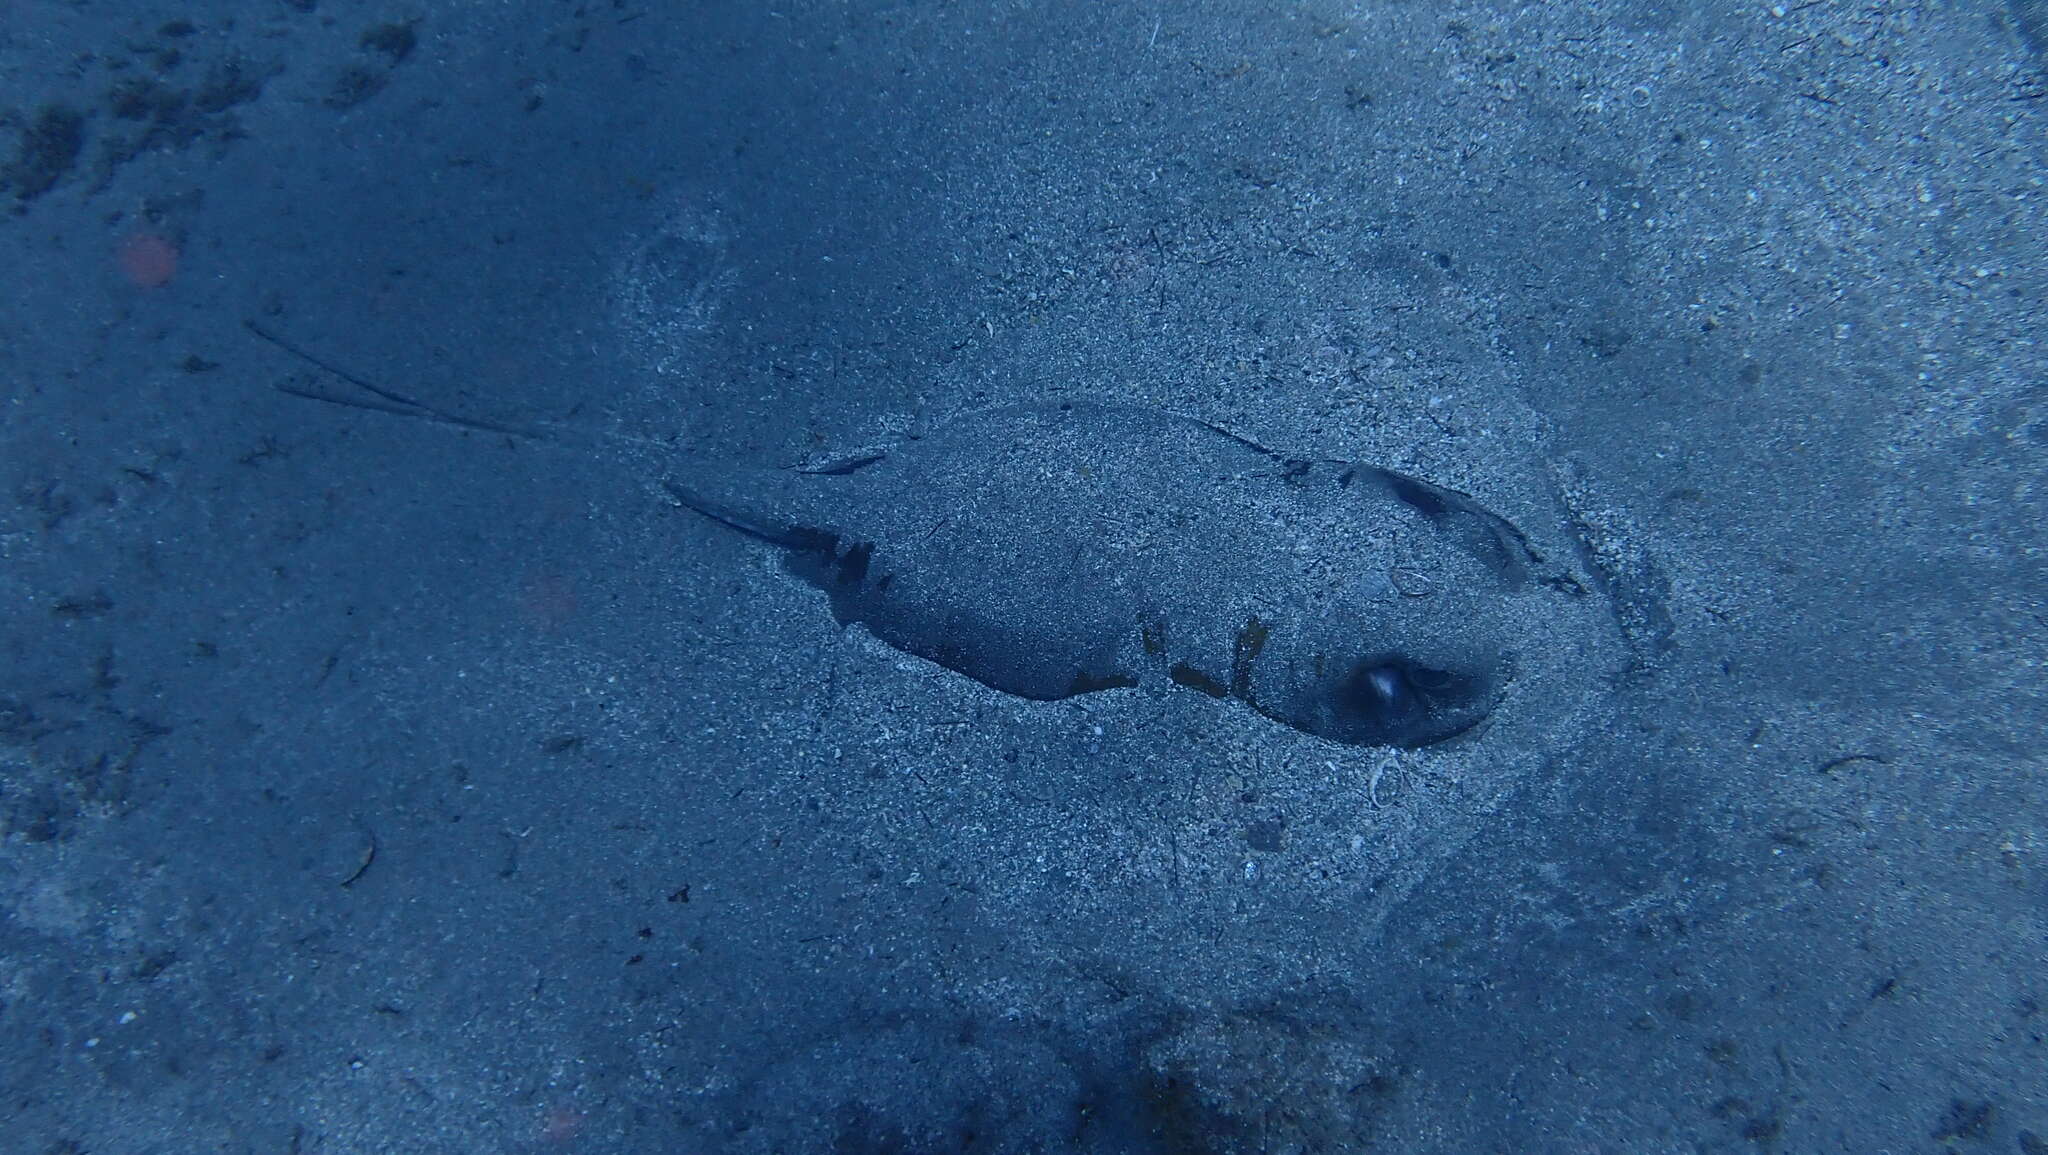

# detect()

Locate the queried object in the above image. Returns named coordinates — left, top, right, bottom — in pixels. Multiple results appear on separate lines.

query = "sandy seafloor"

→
left=1, top=2, right=2043, bottom=1151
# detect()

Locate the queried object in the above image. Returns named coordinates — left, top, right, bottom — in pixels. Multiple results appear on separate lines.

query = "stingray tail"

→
left=246, top=317, right=692, bottom=471
left=251, top=317, right=846, bottom=549
left=658, top=471, right=832, bottom=549
left=246, top=319, right=550, bottom=440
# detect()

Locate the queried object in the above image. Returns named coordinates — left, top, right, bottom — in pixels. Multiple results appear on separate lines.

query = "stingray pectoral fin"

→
left=797, top=450, right=889, bottom=476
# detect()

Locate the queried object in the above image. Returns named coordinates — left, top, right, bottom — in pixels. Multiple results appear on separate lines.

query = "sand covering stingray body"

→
left=663, top=402, right=1548, bottom=748
left=252, top=322, right=1556, bottom=749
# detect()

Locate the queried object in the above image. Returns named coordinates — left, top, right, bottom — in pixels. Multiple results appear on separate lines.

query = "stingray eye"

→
left=1405, top=665, right=1454, bottom=692
left=1327, top=657, right=1491, bottom=747
left=1366, top=665, right=1405, bottom=708
left=1348, top=660, right=1457, bottom=722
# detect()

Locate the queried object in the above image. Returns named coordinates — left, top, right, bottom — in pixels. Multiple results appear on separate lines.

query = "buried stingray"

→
left=250, top=321, right=1576, bottom=748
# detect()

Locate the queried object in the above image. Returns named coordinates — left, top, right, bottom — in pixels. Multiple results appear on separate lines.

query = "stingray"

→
left=250, top=321, right=1556, bottom=748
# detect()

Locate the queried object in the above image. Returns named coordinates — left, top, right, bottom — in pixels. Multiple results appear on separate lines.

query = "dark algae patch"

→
left=4, top=15, right=280, bottom=209
left=2, top=104, right=85, bottom=206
